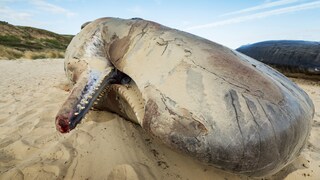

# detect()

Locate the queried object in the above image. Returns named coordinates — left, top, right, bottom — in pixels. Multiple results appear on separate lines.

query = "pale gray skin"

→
left=56, top=17, right=314, bottom=177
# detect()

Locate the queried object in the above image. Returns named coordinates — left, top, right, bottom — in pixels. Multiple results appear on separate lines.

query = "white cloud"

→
left=30, top=0, right=76, bottom=17
left=186, top=1, right=320, bottom=31
left=0, top=6, right=33, bottom=21
left=221, top=0, right=300, bottom=17
left=181, top=20, right=191, bottom=26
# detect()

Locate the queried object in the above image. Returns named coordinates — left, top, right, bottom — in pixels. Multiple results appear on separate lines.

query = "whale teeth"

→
left=87, top=95, right=92, bottom=99
left=80, top=99, right=88, bottom=105
left=77, top=104, right=82, bottom=109
left=74, top=112, right=79, bottom=116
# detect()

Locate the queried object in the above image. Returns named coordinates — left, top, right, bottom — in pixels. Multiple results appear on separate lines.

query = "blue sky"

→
left=1, top=0, right=319, bottom=48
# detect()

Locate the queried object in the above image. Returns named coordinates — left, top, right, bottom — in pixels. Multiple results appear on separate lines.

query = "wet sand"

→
left=0, top=59, right=319, bottom=179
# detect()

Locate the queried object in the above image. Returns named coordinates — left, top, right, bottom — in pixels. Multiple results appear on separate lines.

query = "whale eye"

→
left=121, top=76, right=131, bottom=84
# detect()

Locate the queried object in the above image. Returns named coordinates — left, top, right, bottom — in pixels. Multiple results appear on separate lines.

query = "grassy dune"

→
left=0, top=21, right=73, bottom=59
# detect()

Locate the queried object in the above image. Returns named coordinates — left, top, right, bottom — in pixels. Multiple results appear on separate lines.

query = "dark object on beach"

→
left=236, top=40, right=320, bottom=79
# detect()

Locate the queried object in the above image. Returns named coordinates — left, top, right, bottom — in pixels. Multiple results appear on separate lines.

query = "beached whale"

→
left=55, top=18, right=314, bottom=177
left=236, top=40, right=320, bottom=79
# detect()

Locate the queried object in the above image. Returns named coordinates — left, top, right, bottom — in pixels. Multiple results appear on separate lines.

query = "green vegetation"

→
left=0, top=21, right=74, bottom=60
left=42, top=38, right=67, bottom=49
left=0, top=35, right=21, bottom=44
left=0, top=21, right=9, bottom=25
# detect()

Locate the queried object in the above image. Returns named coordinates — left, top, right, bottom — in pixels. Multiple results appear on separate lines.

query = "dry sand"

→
left=0, top=59, right=319, bottom=180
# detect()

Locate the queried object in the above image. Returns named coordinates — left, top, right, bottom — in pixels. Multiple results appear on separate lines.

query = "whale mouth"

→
left=55, top=67, right=133, bottom=133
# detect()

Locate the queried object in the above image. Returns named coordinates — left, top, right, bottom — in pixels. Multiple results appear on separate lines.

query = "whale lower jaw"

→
left=93, top=81, right=145, bottom=125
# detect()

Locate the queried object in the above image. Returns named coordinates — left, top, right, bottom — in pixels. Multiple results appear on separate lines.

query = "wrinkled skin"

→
left=236, top=40, right=320, bottom=79
left=56, top=17, right=314, bottom=177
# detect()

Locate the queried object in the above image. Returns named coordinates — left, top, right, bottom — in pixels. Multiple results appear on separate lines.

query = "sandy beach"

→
left=0, top=59, right=319, bottom=180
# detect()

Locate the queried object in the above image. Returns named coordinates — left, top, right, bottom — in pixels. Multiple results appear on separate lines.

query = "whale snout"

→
left=56, top=113, right=71, bottom=133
